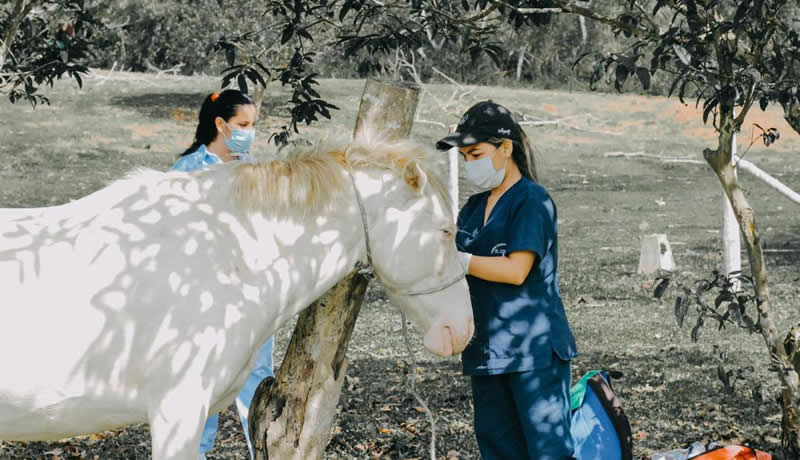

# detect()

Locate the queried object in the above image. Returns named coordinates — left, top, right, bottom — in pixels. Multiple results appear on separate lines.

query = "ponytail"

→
left=513, top=130, right=538, bottom=183
left=180, top=89, right=255, bottom=157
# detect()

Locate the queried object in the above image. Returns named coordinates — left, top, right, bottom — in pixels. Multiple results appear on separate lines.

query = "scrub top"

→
left=456, top=177, right=577, bottom=376
left=172, top=144, right=252, bottom=171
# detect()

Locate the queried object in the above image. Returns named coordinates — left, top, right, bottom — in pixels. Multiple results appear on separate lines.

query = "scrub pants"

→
left=471, top=357, right=574, bottom=460
left=199, top=337, right=274, bottom=458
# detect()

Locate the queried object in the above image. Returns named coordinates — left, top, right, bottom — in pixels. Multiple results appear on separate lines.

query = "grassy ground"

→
left=1, top=70, right=799, bottom=459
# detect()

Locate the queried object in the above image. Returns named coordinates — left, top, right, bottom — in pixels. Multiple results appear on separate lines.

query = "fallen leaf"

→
left=634, top=430, right=649, bottom=440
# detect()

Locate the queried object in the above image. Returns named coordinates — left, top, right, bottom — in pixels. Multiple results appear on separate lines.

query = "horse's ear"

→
left=403, top=160, right=428, bottom=194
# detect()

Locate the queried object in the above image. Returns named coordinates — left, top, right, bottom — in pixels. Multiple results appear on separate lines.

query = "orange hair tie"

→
left=210, top=92, right=220, bottom=102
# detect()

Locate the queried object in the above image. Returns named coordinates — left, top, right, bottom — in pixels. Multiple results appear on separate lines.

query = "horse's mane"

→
left=229, top=128, right=454, bottom=218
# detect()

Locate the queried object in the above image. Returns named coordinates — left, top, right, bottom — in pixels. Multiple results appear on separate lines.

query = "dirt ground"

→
left=1, top=72, right=799, bottom=459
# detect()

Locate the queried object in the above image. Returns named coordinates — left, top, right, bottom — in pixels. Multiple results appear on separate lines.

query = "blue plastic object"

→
left=571, top=372, right=624, bottom=460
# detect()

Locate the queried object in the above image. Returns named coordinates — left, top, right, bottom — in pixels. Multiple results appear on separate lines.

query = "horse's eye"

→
left=441, top=228, right=453, bottom=237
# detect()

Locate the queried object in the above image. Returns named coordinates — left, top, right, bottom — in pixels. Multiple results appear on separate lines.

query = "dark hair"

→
left=487, top=131, right=539, bottom=182
left=180, top=89, right=255, bottom=157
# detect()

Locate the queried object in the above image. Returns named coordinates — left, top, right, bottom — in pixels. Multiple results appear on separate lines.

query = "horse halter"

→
left=345, top=168, right=466, bottom=297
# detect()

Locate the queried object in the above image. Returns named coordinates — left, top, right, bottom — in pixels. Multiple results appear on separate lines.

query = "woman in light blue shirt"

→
left=173, top=89, right=274, bottom=460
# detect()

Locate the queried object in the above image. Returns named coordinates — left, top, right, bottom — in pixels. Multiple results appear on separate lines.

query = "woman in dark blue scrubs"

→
left=436, top=101, right=578, bottom=460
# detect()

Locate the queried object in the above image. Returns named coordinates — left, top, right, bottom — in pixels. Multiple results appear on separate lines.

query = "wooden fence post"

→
left=248, top=79, right=420, bottom=460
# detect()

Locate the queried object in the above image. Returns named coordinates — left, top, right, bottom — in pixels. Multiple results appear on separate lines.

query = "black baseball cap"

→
left=435, top=100, right=522, bottom=150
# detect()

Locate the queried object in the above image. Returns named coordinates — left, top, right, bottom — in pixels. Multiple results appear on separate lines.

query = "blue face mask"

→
left=464, top=147, right=507, bottom=190
left=223, top=121, right=255, bottom=154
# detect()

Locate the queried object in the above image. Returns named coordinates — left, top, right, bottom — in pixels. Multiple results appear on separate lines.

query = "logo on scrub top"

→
left=497, top=128, right=511, bottom=136
left=490, top=243, right=507, bottom=256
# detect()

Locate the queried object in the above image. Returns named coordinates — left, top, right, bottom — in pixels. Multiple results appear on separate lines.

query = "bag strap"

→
left=569, top=369, right=603, bottom=411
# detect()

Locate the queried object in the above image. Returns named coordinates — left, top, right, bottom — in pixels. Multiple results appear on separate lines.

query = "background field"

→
left=1, top=72, right=800, bottom=459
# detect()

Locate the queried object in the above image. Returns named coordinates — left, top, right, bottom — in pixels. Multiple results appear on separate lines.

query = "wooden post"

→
left=448, top=147, right=459, bottom=219
left=248, top=79, right=420, bottom=460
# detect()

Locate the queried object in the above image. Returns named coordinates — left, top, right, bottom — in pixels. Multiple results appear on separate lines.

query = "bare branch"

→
left=633, top=0, right=660, bottom=35
left=734, top=79, right=757, bottom=129
left=494, top=0, right=658, bottom=40
left=1, top=0, right=39, bottom=70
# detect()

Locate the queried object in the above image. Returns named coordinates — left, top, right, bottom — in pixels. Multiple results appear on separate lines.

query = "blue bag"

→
left=570, top=370, right=633, bottom=460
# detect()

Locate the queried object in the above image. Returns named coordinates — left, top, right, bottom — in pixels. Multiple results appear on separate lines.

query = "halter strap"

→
left=346, top=167, right=375, bottom=277
left=345, top=168, right=465, bottom=297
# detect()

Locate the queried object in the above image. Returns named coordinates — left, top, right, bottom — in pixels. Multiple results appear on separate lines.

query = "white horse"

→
left=0, top=132, right=474, bottom=459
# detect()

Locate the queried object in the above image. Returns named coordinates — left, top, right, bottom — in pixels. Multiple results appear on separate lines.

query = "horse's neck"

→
left=238, top=167, right=375, bottom=331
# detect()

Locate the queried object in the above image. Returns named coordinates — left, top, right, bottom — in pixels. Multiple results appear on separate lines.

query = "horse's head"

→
left=353, top=152, right=474, bottom=357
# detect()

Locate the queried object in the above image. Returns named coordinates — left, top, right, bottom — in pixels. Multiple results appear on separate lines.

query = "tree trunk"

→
left=721, top=129, right=741, bottom=291
left=703, top=118, right=800, bottom=457
left=248, top=79, right=420, bottom=460
left=515, top=46, right=528, bottom=81
left=1, top=0, right=37, bottom=72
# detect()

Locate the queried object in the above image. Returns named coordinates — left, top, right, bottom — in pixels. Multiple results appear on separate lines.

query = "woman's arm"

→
left=461, top=251, right=536, bottom=286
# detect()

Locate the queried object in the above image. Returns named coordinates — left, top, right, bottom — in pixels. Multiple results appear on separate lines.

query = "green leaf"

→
left=672, top=44, right=692, bottom=66
left=237, top=74, right=248, bottom=94
left=654, top=277, right=670, bottom=299
left=703, top=97, right=718, bottom=125
left=744, top=68, right=761, bottom=83
left=675, top=296, right=688, bottom=328
left=616, top=63, right=629, bottom=84
left=635, top=67, right=651, bottom=90
left=733, top=1, right=750, bottom=25
left=691, top=316, right=703, bottom=342
left=281, top=25, right=294, bottom=45
left=668, top=75, right=684, bottom=98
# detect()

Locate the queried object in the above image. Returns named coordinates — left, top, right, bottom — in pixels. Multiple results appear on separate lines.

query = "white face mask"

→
left=464, top=148, right=507, bottom=190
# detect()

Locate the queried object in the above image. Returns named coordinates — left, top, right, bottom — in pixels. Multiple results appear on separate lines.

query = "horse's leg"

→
left=147, top=389, right=210, bottom=460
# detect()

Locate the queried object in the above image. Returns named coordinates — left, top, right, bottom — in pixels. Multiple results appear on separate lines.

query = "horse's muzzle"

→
left=423, top=316, right=474, bottom=357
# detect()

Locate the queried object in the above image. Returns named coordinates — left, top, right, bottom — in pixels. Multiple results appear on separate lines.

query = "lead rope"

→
left=400, top=312, right=437, bottom=460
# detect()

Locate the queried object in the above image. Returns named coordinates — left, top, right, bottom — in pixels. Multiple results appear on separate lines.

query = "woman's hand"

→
left=458, top=251, right=473, bottom=274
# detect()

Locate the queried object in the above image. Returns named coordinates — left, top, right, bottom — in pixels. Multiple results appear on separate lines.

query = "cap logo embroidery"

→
left=498, top=128, right=511, bottom=136
left=459, top=115, right=468, bottom=125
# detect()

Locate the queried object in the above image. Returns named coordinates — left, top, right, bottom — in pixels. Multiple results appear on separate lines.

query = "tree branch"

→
left=633, top=0, right=660, bottom=36
left=510, top=0, right=657, bottom=39
left=734, top=79, right=757, bottom=129
left=1, top=0, right=39, bottom=71
left=427, top=3, right=500, bottom=25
